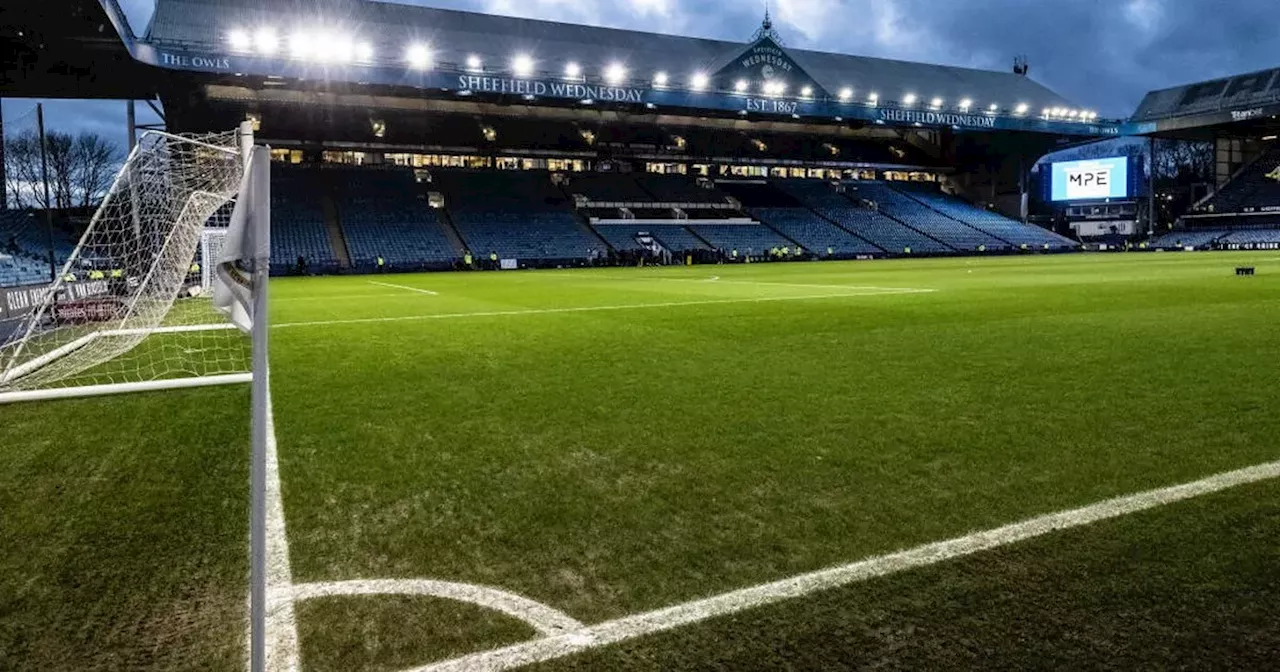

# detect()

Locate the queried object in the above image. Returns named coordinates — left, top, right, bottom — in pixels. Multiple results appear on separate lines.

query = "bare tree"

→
left=3, top=131, right=45, bottom=210
left=44, top=132, right=75, bottom=210
left=3, top=129, right=121, bottom=211
left=72, top=133, right=122, bottom=208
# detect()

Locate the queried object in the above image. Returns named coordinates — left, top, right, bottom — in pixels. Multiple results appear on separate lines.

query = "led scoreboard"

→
left=1050, top=157, right=1131, bottom=201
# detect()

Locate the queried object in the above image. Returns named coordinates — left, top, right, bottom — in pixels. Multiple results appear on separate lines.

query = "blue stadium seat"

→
left=271, top=165, right=339, bottom=274
left=891, top=183, right=1078, bottom=250
left=434, top=170, right=607, bottom=262
left=1196, top=148, right=1280, bottom=214
left=332, top=167, right=458, bottom=271
left=769, top=180, right=952, bottom=254
left=689, top=224, right=792, bottom=254
left=850, top=182, right=1010, bottom=251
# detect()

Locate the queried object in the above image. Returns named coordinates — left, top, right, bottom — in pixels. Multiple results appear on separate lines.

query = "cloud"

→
left=400, top=0, right=1280, bottom=117
left=10, top=0, right=1280, bottom=144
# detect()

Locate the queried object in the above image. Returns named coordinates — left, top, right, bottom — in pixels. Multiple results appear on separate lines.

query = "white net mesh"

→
left=0, top=130, right=251, bottom=394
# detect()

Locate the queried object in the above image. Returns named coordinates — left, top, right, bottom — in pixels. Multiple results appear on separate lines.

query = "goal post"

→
left=0, top=124, right=267, bottom=404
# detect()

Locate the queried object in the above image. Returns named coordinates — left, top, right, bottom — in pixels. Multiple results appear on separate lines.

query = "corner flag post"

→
left=222, top=120, right=272, bottom=672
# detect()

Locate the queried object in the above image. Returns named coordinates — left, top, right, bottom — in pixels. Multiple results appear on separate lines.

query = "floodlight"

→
left=903, top=93, right=917, bottom=105
left=254, top=28, right=278, bottom=55
left=653, top=71, right=669, bottom=86
left=1015, top=103, right=1029, bottom=115
left=565, top=62, right=582, bottom=78
left=332, top=38, right=355, bottom=64
left=467, top=55, right=483, bottom=70
left=800, top=86, right=813, bottom=97
left=930, top=97, right=943, bottom=108
left=289, top=32, right=312, bottom=59
left=228, top=29, right=251, bottom=51
left=734, top=79, right=748, bottom=92
left=355, top=42, right=374, bottom=63
left=959, top=98, right=973, bottom=109
left=405, top=44, right=432, bottom=69
left=690, top=72, right=709, bottom=90
left=604, top=63, right=627, bottom=85
left=839, top=88, right=853, bottom=101
left=512, top=54, right=534, bottom=76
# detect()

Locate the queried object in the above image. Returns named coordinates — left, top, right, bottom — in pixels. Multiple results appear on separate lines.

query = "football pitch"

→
left=4, top=252, right=1280, bottom=671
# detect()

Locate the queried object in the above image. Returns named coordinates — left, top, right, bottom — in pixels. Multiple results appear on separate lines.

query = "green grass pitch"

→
left=3, top=252, right=1279, bottom=670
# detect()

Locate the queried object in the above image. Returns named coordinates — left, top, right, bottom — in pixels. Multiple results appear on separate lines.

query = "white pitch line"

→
left=262, top=387, right=301, bottom=672
left=276, top=293, right=410, bottom=303
left=291, top=579, right=584, bottom=637
left=369, top=280, right=439, bottom=296
left=274, top=290, right=935, bottom=329
left=691, top=279, right=933, bottom=292
left=413, top=457, right=1280, bottom=672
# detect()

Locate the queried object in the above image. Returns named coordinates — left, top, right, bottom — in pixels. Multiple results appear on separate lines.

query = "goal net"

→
left=0, top=128, right=255, bottom=402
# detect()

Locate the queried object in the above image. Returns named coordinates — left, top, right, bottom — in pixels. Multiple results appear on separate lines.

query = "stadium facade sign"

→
left=877, top=109, right=997, bottom=129
left=712, top=37, right=830, bottom=100
left=457, top=76, right=645, bottom=103
left=126, top=43, right=1120, bottom=137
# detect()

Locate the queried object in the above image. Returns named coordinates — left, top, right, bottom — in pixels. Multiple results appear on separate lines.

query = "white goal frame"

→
left=0, top=123, right=264, bottom=405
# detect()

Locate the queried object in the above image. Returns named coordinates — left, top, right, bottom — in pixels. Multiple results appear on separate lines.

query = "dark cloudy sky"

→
left=5, top=0, right=1279, bottom=149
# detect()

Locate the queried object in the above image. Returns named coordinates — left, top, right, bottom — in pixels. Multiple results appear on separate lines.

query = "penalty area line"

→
left=368, top=281, right=439, bottom=296
left=274, top=289, right=935, bottom=329
left=414, top=457, right=1280, bottom=672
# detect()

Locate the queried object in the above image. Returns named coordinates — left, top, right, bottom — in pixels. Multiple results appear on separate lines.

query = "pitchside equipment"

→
left=0, top=126, right=261, bottom=403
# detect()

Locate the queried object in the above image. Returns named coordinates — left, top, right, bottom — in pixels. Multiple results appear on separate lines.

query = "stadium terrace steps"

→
left=849, top=182, right=1008, bottom=252
left=331, top=166, right=458, bottom=271
left=765, top=180, right=954, bottom=254
left=434, top=208, right=471, bottom=258
left=322, top=195, right=352, bottom=270
left=889, top=182, right=1078, bottom=250
left=572, top=211, right=617, bottom=253
left=736, top=182, right=883, bottom=256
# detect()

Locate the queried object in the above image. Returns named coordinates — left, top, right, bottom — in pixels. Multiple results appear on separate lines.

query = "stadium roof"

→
left=144, top=0, right=1078, bottom=115
left=1130, top=66, right=1280, bottom=133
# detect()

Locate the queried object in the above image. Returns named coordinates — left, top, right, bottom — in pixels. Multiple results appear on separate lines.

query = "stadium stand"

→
left=633, top=174, right=732, bottom=205
left=564, top=173, right=654, bottom=203
left=892, top=183, right=1078, bottom=250
left=432, top=170, right=606, bottom=263
left=1220, top=228, right=1280, bottom=246
left=1148, top=229, right=1228, bottom=249
left=769, top=180, right=953, bottom=254
left=1194, top=148, right=1280, bottom=215
left=271, top=164, right=340, bottom=274
left=719, top=182, right=882, bottom=256
left=689, top=224, right=793, bottom=254
left=0, top=210, right=73, bottom=287
left=595, top=224, right=709, bottom=254
left=332, top=166, right=457, bottom=271
left=849, top=182, right=1010, bottom=251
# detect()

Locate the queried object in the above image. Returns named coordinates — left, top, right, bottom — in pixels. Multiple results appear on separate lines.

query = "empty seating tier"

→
left=271, top=165, right=339, bottom=273
left=434, top=170, right=606, bottom=262
left=689, top=224, right=792, bottom=254
left=892, top=183, right=1077, bottom=250
left=332, top=167, right=457, bottom=271
left=850, top=182, right=1009, bottom=252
